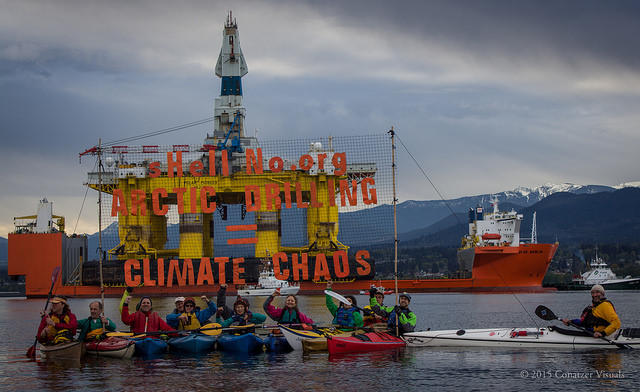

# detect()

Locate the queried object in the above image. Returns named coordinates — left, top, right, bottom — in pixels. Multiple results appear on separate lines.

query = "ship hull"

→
left=549, top=278, right=640, bottom=291
left=9, top=232, right=558, bottom=297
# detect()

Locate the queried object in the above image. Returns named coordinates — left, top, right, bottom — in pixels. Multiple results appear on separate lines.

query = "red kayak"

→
left=85, top=337, right=135, bottom=359
left=327, top=331, right=406, bottom=354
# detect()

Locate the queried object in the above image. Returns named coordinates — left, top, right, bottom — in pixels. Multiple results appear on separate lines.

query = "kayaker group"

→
left=37, top=280, right=417, bottom=346
left=36, top=283, right=621, bottom=349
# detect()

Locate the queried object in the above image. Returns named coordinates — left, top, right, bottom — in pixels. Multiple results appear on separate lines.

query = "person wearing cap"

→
left=77, top=301, right=117, bottom=341
left=217, top=296, right=266, bottom=327
left=561, top=284, right=621, bottom=337
left=121, top=296, right=174, bottom=334
left=174, top=296, right=218, bottom=331
left=369, top=292, right=416, bottom=335
left=37, top=296, right=78, bottom=344
left=325, top=281, right=363, bottom=329
left=166, top=296, right=186, bottom=329
left=363, top=286, right=389, bottom=326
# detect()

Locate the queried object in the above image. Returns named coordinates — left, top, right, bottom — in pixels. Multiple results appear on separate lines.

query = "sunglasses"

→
left=185, top=304, right=195, bottom=308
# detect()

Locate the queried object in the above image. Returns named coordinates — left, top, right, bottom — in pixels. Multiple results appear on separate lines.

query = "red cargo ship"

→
left=9, top=199, right=558, bottom=297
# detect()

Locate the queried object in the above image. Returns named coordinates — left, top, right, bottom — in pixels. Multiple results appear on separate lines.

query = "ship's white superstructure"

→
left=463, top=197, right=522, bottom=248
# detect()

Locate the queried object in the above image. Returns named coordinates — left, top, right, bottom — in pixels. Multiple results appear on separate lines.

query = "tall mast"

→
left=97, top=139, right=105, bottom=322
left=389, top=127, right=399, bottom=336
left=531, top=211, right=537, bottom=244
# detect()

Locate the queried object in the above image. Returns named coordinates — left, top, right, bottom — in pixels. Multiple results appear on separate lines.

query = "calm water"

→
left=1, top=291, right=639, bottom=391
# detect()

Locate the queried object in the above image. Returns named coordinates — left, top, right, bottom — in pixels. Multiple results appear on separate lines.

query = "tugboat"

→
left=571, top=251, right=640, bottom=290
left=236, top=265, right=300, bottom=296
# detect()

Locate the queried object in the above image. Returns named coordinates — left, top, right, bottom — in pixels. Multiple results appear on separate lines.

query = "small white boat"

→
left=236, top=269, right=300, bottom=296
left=403, top=327, right=640, bottom=349
left=572, top=252, right=640, bottom=290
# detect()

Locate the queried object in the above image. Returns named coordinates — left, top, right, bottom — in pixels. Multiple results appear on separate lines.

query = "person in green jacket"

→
left=77, top=301, right=117, bottom=341
left=325, top=281, right=363, bottom=329
left=369, top=289, right=416, bottom=335
left=216, top=296, right=267, bottom=327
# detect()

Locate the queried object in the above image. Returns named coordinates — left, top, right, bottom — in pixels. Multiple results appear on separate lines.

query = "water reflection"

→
left=328, top=348, right=405, bottom=364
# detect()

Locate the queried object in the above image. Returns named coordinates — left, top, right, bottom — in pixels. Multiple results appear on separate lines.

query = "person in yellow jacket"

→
left=175, top=296, right=217, bottom=331
left=562, top=284, right=621, bottom=337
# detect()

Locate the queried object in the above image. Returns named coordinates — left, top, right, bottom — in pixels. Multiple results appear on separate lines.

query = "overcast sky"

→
left=1, top=0, right=639, bottom=235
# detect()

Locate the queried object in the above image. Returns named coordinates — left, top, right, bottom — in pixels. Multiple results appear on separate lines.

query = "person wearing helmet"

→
left=174, top=296, right=218, bottom=331
left=325, top=281, right=363, bottom=329
left=561, top=284, right=621, bottom=337
left=370, top=291, right=416, bottom=335
left=217, top=296, right=266, bottom=327
left=363, top=286, right=388, bottom=326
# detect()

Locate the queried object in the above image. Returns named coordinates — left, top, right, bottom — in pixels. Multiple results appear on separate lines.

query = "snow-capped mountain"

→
left=614, top=181, right=640, bottom=189
left=395, top=182, right=635, bottom=235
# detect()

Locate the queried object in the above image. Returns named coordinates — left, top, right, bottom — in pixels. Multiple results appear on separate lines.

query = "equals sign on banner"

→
left=226, top=224, right=258, bottom=245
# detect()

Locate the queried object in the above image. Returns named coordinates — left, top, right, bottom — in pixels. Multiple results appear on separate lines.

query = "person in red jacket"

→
left=121, top=296, right=174, bottom=335
left=37, top=296, right=78, bottom=344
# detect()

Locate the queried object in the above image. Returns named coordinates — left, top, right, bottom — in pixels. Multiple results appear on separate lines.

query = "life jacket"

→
left=334, top=306, right=358, bottom=327
left=230, top=310, right=253, bottom=326
left=363, top=305, right=387, bottom=326
left=580, top=299, right=615, bottom=329
left=85, top=328, right=105, bottom=340
left=276, top=309, right=300, bottom=324
left=387, top=306, right=412, bottom=330
left=178, top=312, right=202, bottom=331
left=45, top=313, right=73, bottom=344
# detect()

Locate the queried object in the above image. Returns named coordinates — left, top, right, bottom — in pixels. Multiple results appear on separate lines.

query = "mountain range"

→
left=1, top=182, right=639, bottom=261
left=404, top=187, right=640, bottom=247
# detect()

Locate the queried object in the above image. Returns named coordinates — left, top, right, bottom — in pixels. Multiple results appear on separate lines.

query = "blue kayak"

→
left=168, top=334, right=217, bottom=354
left=217, top=333, right=264, bottom=353
left=134, top=337, right=168, bottom=357
left=264, top=334, right=292, bottom=353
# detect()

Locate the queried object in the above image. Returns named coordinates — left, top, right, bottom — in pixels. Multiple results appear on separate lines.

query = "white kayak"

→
left=403, top=327, right=640, bottom=349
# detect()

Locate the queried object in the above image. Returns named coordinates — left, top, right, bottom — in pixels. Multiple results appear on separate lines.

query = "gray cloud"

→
left=0, top=0, right=639, bottom=234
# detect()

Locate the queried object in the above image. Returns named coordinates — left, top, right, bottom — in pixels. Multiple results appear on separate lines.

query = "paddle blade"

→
left=51, top=266, right=61, bottom=283
left=535, top=305, right=557, bottom=321
left=324, top=290, right=351, bottom=306
left=26, top=343, right=36, bottom=358
left=199, top=323, right=222, bottom=336
left=107, top=331, right=134, bottom=338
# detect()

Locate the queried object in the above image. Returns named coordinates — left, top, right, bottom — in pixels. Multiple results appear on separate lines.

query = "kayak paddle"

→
left=107, top=323, right=254, bottom=338
left=27, top=267, right=61, bottom=358
left=324, top=290, right=364, bottom=312
left=534, top=305, right=632, bottom=349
